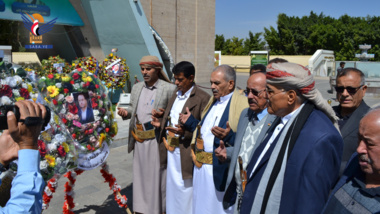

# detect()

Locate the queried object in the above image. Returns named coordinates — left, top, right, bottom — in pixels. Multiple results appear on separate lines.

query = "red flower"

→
left=19, top=88, right=30, bottom=99
left=95, top=84, right=99, bottom=89
left=52, top=99, right=58, bottom=105
left=105, top=128, right=109, bottom=133
left=64, top=88, right=69, bottom=94
left=47, top=74, right=54, bottom=79
left=70, top=80, right=74, bottom=84
left=86, top=144, right=94, bottom=151
left=0, top=85, right=12, bottom=97
left=72, top=133, right=76, bottom=139
left=62, top=118, right=67, bottom=124
left=38, top=140, right=47, bottom=157
left=68, top=104, right=78, bottom=114
left=91, top=98, right=98, bottom=108
left=72, top=73, right=80, bottom=80
left=57, top=145, right=66, bottom=157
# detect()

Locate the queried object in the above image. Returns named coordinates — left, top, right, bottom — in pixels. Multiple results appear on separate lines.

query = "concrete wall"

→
left=140, top=0, right=215, bottom=83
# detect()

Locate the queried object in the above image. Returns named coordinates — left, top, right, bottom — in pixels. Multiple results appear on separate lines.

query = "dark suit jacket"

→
left=78, top=106, right=95, bottom=124
left=333, top=101, right=370, bottom=174
left=223, top=108, right=276, bottom=209
left=243, top=108, right=343, bottom=214
left=322, top=153, right=362, bottom=213
left=158, top=85, right=210, bottom=179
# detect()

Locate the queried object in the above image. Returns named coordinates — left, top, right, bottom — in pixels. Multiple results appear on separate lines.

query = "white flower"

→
left=22, top=83, right=28, bottom=89
left=74, top=83, right=80, bottom=90
left=47, top=143, right=57, bottom=152
left=1, top=96, right=12, bottom=105
left=57, top=94, right=65, bottom=102
left=12, top=89, right=20, bottom=97
left=93, top=110, right=99, bottom=116
left=40, top=160, right=49, bottom=170
left=55, top=157, right=62, bottom=166
left=55, top=83, right=62, bottom=88
left=54, top=134, right=66, bottom=143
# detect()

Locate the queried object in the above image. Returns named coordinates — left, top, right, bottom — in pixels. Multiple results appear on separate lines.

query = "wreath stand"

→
left=42, top=162, right=132, bottom=214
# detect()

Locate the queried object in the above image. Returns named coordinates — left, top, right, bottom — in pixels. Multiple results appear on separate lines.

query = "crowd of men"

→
left=0, top=55, right=378, bottom=214
left=116, top=55, right=379, bottom=214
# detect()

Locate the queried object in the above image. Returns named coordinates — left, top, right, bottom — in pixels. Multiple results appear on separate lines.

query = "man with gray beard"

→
left=322, top=107, right=380, bottom=213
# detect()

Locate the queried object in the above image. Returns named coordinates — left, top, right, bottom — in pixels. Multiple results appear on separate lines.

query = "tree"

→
left=215, top=34, right=225, bottom=52
left=223, top=37, right=245, bottom=55
left=243, top=31, right=265, bottom=54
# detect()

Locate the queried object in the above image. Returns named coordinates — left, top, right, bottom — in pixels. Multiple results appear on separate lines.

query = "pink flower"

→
left=65, top=96, right=74, bottom=103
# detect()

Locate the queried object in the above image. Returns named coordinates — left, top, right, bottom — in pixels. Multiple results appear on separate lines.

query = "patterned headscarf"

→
left=266, top=62, right=338, bottom=125
left=139, top=55, right=170, bottom=82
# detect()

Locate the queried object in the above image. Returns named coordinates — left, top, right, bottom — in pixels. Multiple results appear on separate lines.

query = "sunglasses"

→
left=244, top=88, right=265, bottom=97
left=334, top=85, right=363, bottom=94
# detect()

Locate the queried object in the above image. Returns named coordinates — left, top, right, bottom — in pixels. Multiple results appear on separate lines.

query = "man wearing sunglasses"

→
left=333, top=68, right=370, bottom=175
left=223, top=72, right=276, bottom=212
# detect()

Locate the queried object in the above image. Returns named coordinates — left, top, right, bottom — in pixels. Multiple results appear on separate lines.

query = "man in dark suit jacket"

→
left=77, top=93, right=95, bottom=124
left=322, top=108, right=380, bottom=213
left=240, top=62, right=343, bottom=214
left=333, top=67, right=370, bottom=174
left=152, top=61, right=210, bottom=213
left=223, top=72, right=276, bottom=211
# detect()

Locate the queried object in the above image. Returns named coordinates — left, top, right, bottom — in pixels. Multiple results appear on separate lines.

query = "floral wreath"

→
left=0, top=70, right=77, bottom=181
left=71, top=56, right=100, bottom=74
left=39, top=55, right=73, bottom=76
left=98, top=51, right=129, bottom=90
left=37, top=70, right=117, bottom=153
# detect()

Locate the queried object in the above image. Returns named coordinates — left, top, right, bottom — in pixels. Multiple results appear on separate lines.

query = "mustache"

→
left=143, top=74, right=150, bottom=78
left=359, top=154, right=372, bottom=164
left=212, top=89, right=218, bottom=94
left=248, top=98, right=257, bottom=105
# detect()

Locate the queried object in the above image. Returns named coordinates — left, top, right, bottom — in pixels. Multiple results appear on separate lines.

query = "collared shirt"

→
left=168, top=85, right=194, bottom=135
left=201, top=92, right=233, bottom=152
left=249, top=103, right=305, bottom=178
left=0, top=150, right=44, bottom=214
left=81, top=108, right=87, bottom=121
left=136, top=81, right=158, bottom=125
left=324, top=173, right=380, bottom=213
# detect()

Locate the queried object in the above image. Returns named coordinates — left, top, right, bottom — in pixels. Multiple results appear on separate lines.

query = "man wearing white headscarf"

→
left=240, top=62, right=343, bottom=214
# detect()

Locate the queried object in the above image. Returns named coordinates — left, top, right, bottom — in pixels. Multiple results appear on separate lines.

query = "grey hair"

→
left=213, top=64, right=236, bottom=83
left=337, top=67, right=365, bottom=86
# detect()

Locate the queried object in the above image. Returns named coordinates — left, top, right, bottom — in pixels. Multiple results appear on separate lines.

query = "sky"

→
left=216, top=0, right=380, bottom=39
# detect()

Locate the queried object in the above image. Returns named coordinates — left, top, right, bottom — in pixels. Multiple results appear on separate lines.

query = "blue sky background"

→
left=216, top=0, right=380, bottom=39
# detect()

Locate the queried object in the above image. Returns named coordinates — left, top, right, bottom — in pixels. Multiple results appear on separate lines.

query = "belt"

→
left=132, top=127, right=155, bottom=142
left=195, top=150, right=213, bottom=165
left=191, top=138, right=213, bottom=167
left=163, top=131, right=180, bottom=152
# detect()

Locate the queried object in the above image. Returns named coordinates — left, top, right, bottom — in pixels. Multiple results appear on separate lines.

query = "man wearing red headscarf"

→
left=117, top=56, right=175, bottom=214
left=240, top=62, right=343, bottom=214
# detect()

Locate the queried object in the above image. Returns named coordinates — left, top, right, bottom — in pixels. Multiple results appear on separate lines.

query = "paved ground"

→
left=43, top=73, right=380, bottom=214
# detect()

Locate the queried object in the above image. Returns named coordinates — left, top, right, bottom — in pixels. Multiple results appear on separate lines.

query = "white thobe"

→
left=166, top=86, right=194, bottom=214
left=193, top=92, right=234, bottom=214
